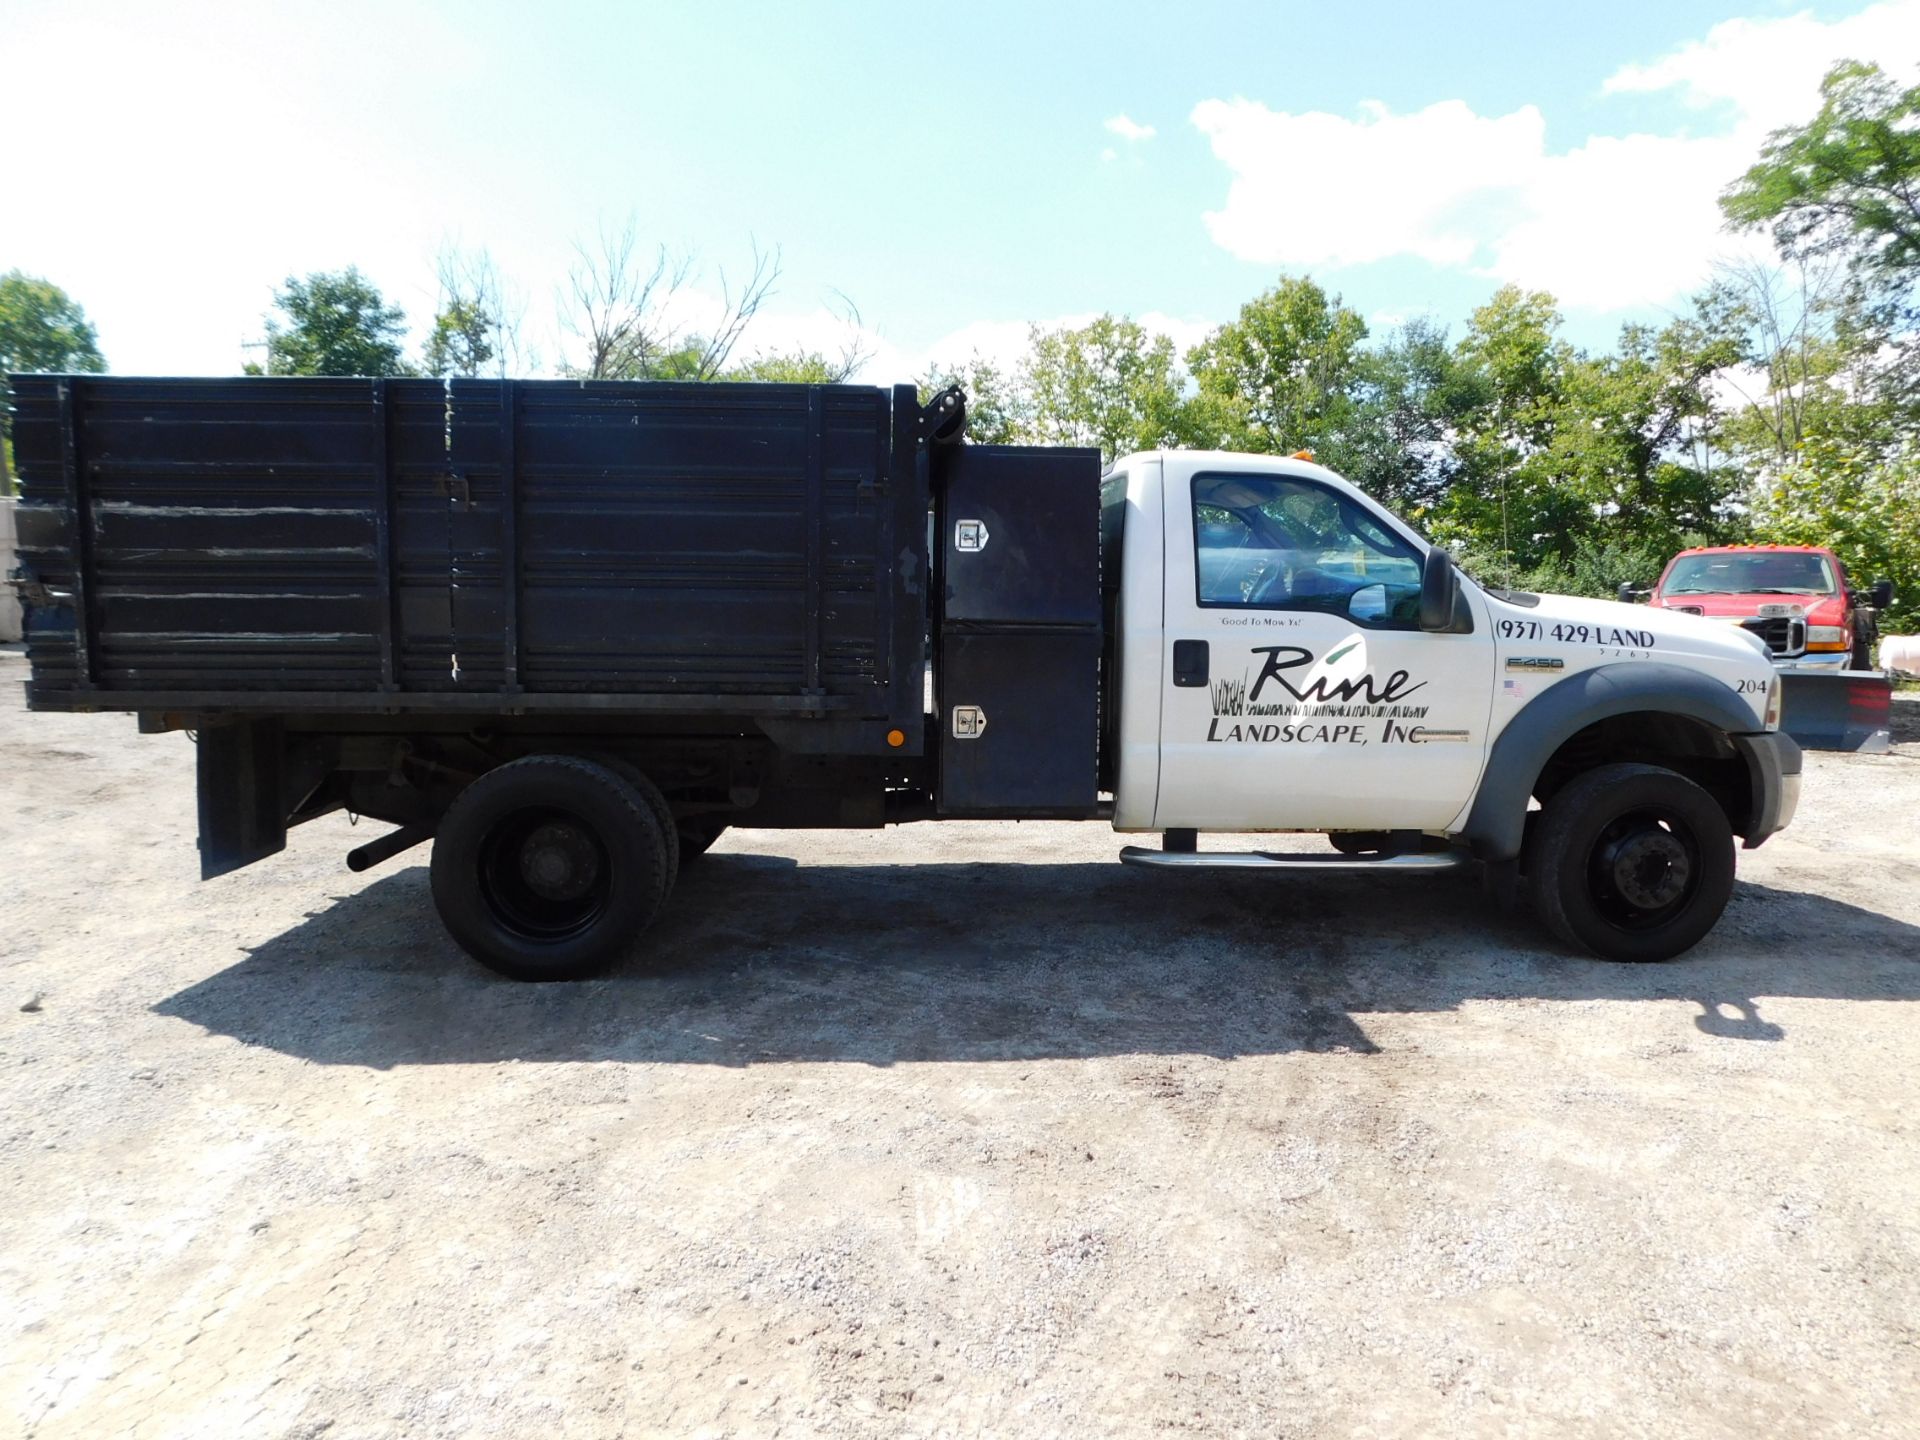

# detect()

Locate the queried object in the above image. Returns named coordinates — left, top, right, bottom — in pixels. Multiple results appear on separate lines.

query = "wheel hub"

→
left=1602, top=826, right=1691, bottom=910
left=518, top=821, right=600, bottom=901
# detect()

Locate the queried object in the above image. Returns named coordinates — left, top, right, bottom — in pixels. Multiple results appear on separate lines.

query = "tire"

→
left=1331, top=832, right=1448, bottom=856
left=430, top=755, right=670, bottom=981
left=677, top=818, right=727, bottom=860
left=586, top=754, right=680, bottom=892
left=1526, top=763, right=1735, bottom=963
left=1853, top=612, right=1881, bottom=670
left=1329, top=831, right=1390, bottom=856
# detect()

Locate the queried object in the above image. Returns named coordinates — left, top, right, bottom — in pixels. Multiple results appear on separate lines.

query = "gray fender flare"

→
left=1462, top=662, right=1761, bottom=862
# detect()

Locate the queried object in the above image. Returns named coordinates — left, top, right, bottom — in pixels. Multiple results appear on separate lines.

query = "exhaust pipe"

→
left=346, top=822, right=435, bottom=873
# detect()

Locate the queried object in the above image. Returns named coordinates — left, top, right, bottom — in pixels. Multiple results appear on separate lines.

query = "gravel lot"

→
left=4, top=648, right=1919, bottom=1439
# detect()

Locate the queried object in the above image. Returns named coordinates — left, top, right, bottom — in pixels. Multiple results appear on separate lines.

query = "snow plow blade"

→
left=1779, top=669, right=1892, bottom=753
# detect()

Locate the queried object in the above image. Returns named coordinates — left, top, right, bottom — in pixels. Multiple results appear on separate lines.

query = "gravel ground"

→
left=3, top=650, right=1919, bottom=1439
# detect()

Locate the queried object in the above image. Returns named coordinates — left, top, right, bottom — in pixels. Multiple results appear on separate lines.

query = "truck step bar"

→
left=1118, top=846, right=1469, bottom=872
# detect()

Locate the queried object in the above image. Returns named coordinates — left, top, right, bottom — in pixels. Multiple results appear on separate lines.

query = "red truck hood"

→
left=1654, top=592, right=1846, bottom=623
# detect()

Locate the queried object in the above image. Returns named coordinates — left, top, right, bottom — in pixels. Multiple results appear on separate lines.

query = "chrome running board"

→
left=1119, top=847, right=1468, bottom=872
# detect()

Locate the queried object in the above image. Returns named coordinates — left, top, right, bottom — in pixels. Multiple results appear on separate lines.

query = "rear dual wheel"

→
left=431, top=756, right=673, bottom=981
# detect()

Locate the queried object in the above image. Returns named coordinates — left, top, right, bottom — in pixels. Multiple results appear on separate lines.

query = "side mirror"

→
left=1870, top=579, right=1894, bottom=609
left=1419, top=547, right=1459, bottom=632
left=1346, top=583, right=1388, bottom=623
left=1617, top=582, right=1639, bottom=605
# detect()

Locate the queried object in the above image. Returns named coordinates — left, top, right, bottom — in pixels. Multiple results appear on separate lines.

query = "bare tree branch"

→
left=432, top=244, right=529, bottom=377
left=561, top=221, right=690, bottom=380
left=822, top=289, right=873, bottom=384
left=693, top=241, right=781, bottom=380
left=558, top=222, right=782, bottom=382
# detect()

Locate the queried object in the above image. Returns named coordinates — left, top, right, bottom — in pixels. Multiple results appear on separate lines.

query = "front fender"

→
left=1462, top=662, right=1763, bottom=861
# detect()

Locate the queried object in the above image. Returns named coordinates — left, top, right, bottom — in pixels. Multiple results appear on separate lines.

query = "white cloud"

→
left=1486, top=130, right=1767, bottom=309
left=1193, top=97, right=1544, bottom=270
left=1136, top=310, right=1218, bottom=361
left=1603, top=1, right=1920, bottom=133
left=912, top=310, right=1217, bottom=380
left=1192, top=1, right=1920, bottom=311
left=1104, top=114, right=1157, bottom=143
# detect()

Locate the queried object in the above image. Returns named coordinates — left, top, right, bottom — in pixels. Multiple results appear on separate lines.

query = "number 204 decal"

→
left=1499, top=618, right=1656, bottom=648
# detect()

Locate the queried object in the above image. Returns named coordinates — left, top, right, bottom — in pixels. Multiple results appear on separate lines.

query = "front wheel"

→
left=1526, top=763, right=1735, bottom=962
left=431, top=756, right=672, bottom=981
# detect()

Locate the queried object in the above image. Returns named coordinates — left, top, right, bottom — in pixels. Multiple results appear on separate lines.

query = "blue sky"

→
left=7, top=0, right=1917, bottom=379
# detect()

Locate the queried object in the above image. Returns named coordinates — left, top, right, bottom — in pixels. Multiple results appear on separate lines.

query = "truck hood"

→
left=1652, top=592, right=1845, bottom=623
left=1523, top=590, right=1767, bottom=658
left=1484, top=587, right=1775, bottom=729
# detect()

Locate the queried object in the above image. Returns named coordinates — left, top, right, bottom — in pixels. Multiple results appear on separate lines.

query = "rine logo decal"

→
left=1206, top=644, right=1449, bottom=745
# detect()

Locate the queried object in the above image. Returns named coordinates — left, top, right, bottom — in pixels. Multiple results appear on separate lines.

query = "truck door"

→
left=1154, top=464, right=1494, bottom=833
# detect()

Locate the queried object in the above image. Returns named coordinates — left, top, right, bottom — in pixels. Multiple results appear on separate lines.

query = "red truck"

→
left=1627, top=544, right=1893, bottom=672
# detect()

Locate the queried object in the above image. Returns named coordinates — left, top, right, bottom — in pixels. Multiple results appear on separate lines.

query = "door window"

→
left=1193, top=473, right=1423, bottom=627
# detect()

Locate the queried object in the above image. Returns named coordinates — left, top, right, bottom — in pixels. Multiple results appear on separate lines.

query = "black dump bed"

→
left=9, top=376, right=928, bottom=752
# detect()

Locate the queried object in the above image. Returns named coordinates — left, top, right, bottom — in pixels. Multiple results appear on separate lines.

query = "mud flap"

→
left=1779, top=669, right=1892, bottom=753
left=196, top=719, right=288, bottom=878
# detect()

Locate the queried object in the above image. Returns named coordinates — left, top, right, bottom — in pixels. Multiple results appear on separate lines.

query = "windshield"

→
left=1663, top=551, right=1835, bottom=597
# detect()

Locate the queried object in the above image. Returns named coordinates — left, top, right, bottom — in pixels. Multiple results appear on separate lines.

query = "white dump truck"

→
left=11, top=376, right=1800, bottom=978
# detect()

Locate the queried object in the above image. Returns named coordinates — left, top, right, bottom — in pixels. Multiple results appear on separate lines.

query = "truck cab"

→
left=1637, top=543, right=1892, bottom=671
left=1089, top=451, right=1798, bottom=962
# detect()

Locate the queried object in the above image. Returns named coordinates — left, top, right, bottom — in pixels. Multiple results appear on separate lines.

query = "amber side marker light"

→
left=886, top=728, right=906, bottom=748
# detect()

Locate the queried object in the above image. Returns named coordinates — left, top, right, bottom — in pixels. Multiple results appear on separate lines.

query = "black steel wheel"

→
left=1526, top=763, right=1735, bottom=962
left=431, top=756, right=670, bottom=981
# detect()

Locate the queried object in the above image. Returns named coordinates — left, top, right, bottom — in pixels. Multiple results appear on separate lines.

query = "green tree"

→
left=1553, top=305, right=1746, bottom=560
left=1439, top=287, right=1745, bottom=586
left=0, top=272, right=106, bottom=377
left=918, top=356, right=1027, bottom=446
left=1184, top=277, right=1369, bottom=461
left=1340, top=318, right=1475, bottom=518
left=257, top=269, right=411, bottom=377
left=1722, top=61, right=1920, bottom=295
left=1022, top=315, right=1184, bottom=464
left=1436, top=285, right=1581, bottom=574
left=1708, top=259, right=1862, bottom=465
left=727, top=351, right=842, bottom=384
left=1721, top=60, right=1920, bottom=453
left=420, top=297, right=496, bottom=378
left=1751, top=434, right=1920, bottom=631
left=1, top=271, right=107, bottom=492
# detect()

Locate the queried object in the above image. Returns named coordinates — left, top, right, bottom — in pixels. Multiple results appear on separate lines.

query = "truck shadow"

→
left=152, top=851, right=1920, bottom=1068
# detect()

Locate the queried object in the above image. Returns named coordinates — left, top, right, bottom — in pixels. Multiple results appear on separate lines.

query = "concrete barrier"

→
left=0, top=495, right=21, bottom=642
left=1880, top=635, right=1920, bottom=678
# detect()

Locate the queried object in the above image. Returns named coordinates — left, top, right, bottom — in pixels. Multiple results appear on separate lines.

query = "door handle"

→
left=1172, top=639, right=1209, bottom=687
